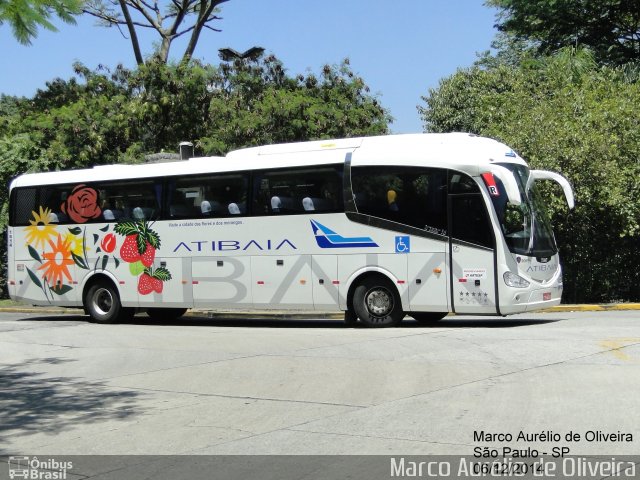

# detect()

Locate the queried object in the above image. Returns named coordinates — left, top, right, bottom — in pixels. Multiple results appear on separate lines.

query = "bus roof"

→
left=10, top=133, right=527, bottom=189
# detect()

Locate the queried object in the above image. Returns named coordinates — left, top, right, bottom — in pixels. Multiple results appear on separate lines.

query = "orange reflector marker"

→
left=181, top=280, right=188, bottom=285
left=300, top=279, right=306, bottom=285
left=433, top=268, right=442, bottom=274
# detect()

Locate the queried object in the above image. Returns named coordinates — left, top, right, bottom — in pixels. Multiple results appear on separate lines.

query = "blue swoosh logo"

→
left=311, top=220, right=378, bottom=248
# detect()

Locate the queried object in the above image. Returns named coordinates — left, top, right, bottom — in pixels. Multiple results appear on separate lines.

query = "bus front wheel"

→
left=84, top=280, right=133, bottom=324
left=352, top=276, right=403, bottom=328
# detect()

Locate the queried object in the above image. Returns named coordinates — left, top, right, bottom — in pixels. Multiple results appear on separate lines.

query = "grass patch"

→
left=0, top=299, right=25, bottom=307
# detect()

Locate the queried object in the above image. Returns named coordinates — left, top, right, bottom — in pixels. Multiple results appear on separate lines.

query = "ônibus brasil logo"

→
left=310, top=220, right=378, bottom=248
left=8, top=456, right=73, bottom=479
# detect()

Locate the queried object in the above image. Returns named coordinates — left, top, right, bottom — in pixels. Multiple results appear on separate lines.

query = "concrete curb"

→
left=1, top=303, right=639, bottom=319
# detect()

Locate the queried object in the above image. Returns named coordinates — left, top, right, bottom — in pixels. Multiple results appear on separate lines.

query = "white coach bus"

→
left=6, top=133, right=574, bottom=327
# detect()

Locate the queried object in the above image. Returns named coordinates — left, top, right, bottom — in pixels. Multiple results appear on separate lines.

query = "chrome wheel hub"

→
left=93, top=288, right=113, bottom=316
left=365, top=288, right=393, bottom=316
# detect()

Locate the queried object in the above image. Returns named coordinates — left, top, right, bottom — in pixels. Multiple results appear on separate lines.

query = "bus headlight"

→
left=504, top=271, right=530, bottom=288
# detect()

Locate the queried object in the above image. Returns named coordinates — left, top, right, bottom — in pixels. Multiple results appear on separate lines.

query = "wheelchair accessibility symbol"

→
left=395, top=236, right=410, bottom=253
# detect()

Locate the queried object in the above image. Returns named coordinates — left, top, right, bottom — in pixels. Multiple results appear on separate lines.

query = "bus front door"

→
left=448, top=192, right=499, bottom=315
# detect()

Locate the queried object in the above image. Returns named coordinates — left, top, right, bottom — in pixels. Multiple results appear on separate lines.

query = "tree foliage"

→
left=487, top=0, right=640, bottom=65
left=0, top=0, right=80, bottom=44
left=420, top=48, right=640, bottom=302
left=0, top=56, right=390, bottom=295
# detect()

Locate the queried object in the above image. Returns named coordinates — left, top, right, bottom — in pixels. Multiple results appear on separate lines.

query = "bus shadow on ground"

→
left=17, top=314, right=561, bottom=329
left=124, top=315, right=561, bottom=329
left=0, top=357, right=141, bottom=452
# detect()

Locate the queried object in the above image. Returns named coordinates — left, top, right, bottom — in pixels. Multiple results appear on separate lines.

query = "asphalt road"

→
left=1, top=310, right=639, bottom=457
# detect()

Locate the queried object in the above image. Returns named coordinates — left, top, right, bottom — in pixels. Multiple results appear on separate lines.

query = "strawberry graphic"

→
left=140, top=242, right=156, bottom=267
left=138, top=273, right=155, bottom=295
left=137, top=267, right=172, bottom=295
left=115, top=220, right=169, bottom=293
left=120, top=235, right=141, bottom=263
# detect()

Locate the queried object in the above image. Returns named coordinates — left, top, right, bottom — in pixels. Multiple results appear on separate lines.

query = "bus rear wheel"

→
left=84, top=279, right=133, bottom=324
left=411, top=312, right=447, bottom=324
left=146, top=308, right=188, bottom=321
left=352, top=276, right=403, bottom=328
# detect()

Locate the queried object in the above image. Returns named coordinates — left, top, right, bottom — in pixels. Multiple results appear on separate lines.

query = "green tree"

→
left=487, top=0, right=640, bottom=65
left=419, top=48, right=640, bottom=302
left=0, top=0, right=80, bottom=44
left=201, top=56, right=390, bottom=154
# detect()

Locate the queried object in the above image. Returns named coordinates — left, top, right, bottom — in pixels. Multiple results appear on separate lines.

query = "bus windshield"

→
left=491, top=163, right=557, bottom=258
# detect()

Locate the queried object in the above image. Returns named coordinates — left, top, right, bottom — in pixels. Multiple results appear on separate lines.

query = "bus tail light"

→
left=503, top=271, right=530, bottom=288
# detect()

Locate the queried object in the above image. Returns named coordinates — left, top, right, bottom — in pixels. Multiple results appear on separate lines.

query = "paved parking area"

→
left=1, top=310, right=638, bottom=456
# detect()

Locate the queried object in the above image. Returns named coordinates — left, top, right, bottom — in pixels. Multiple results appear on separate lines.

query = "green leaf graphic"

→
left=114, top=221, right=139, bottom=236
left=28, top=245, right=41, bottom=263
left=114, top=258, right=120, bottom=268
left=50, top=284, right=73, bottom=295
left=154, top=267, right=172, bottom=282
left=26, top=268, right=43, bottom=289
left=136, top=233, right=146, bottom=254
left=68, top=227, right=82, bottom=235
left=99, top=225, right=109, bottom=232
left=129, top=261, right=145, bottom=276
left=101, top=255, right=109, bottom=271
left=147, top=229, right=161, bottom=249
left=72, top=252, right=88, bottom=269
left=93, top=233, right=99, bottom=245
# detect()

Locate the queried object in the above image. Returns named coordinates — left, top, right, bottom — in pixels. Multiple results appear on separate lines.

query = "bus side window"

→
left=9, top=188, right=37, bottom=226
left=166, top=173, right=249, bottom=219
left=253, top=166, right=343, bottom=216
left=351, top=166, right=448, bottom=235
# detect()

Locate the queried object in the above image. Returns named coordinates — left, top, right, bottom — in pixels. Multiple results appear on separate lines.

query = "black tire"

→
left=146, top=308, right=188, bottom=321
left=84, top=279, right=133, bottom=324
left=343, top=308, right=359, bottom=327
left=411, top=312, right=447, bottom=324
left=352, top=276, right=404, bottom=328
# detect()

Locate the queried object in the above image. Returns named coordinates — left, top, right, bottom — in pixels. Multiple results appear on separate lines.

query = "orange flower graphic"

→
left=38, top=234, right=74, bottom=287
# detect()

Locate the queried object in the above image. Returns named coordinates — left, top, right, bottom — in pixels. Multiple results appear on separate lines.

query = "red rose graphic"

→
left=62, top=185, right=102, bottom=223
left=101, top=233, right=117, bottom=253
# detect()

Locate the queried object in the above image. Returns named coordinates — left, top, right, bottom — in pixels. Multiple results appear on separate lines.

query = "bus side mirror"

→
left=482, top=165, right=522, bottom=206
left=527, top=170, right=575, bottom=209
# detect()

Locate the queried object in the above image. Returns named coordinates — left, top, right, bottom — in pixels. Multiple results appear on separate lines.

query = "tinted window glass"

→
left=98, top=180, right=162, bottom=222
left=167, top=173, right=249, bottom=218
left=449, top=171, right=493, bottom=248
left=10, top=188, right=37, bottom=226
left=253, top=166, right=343, bottom=215
left=11, top=180, right=162, bottom=225
left=351, top=166, right=448, bottom=235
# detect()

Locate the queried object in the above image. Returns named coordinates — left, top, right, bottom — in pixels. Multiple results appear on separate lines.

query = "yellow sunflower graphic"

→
left=24, top=206, right=57, bottom=250
left=38, top=234, right=74, bottom=288
left=64, top=232, right=87, bottom=257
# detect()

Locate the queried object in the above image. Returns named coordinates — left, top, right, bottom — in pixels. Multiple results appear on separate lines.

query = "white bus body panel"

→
left=192, top=256, right=252, bottom=308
